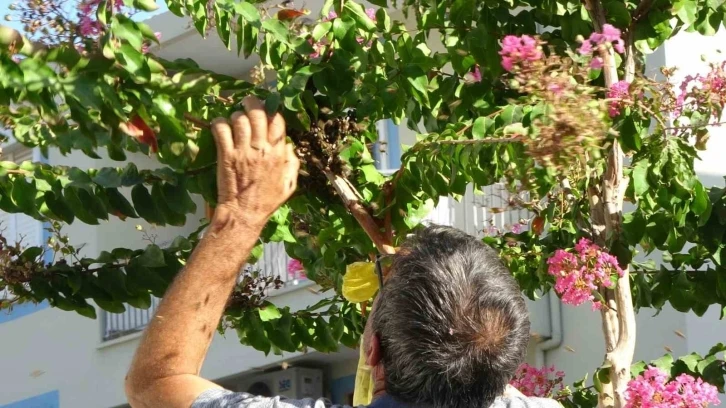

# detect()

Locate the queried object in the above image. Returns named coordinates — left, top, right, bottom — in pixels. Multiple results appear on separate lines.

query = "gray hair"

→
left=371, top=225, right=531, bottom=408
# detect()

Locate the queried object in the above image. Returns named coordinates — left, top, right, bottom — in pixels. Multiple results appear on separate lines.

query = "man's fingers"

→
left=211, top=118, right=234, bottom=159
left=243, top=96, right=268, bottom=150
left=284, top=144, right=300, bottom=192
left=230, top=111, right=251, bottom=149
left=268, top=113, right=286, bottom=146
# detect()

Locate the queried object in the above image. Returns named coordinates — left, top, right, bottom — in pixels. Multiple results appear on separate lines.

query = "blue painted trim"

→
left=330, top=375, right=356, bottom=405
left=0, top=301, right=48, bottom=324
left=386, top=120, right=401, bottom=169
left=1, top=390, right=59, bottom=408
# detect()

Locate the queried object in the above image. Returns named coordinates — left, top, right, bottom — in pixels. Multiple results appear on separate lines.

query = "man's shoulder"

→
left=191, top=389, right=357, bottom=408
left=493, top=395, right=562, bottom=408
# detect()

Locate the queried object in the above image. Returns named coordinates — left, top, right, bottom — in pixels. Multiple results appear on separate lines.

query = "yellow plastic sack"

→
left=352, top=321, right=375, bottom=406
left=342, top=262, right=379, bottom=303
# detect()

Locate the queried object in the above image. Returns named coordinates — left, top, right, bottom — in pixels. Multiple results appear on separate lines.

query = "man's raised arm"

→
left=124, top=97, right=300, bottom=408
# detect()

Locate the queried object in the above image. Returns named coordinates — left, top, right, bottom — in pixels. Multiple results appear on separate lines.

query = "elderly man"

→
left=124, top=97, right=559, bottom=408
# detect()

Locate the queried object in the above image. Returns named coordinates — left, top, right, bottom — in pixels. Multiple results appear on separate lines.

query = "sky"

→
left=0, top=1, right=169, bottom=35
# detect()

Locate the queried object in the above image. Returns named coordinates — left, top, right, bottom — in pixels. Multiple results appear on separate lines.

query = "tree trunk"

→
left=583, top=1, right=638, bottom=407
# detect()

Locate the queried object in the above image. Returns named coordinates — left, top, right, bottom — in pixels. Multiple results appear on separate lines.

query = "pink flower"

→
left=287, top=259, right=306, bottom=281
left=499, top=35, right=543, bottom=72
left=601, top=24, right=622, bottom=42
left=510, top=223, right=523, bottom=234
left=547, top=82, right=565, bottom=96
left=547, top=238, right=624, bottom=308
left=464, top=65, right=482, bottom=83
left=579, top=24, right=625, bottom=69
left=675, top=62, right=726, bottom=119
left=589, top=57, right=604, bottom=69
left=578, top=40, right=593, bottom=55
left=483, top=225, right=500, bottom=236
left=607, top=80, right=632, bottom=117
left=510, top=364, right=565, bottom=398
left=325, top=10, right=338, bottom=21
left=625, top=368, right=720, bottom=408
left=365, top=8, right=377, bottom=21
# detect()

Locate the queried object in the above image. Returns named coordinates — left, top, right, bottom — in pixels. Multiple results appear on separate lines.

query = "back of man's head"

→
left=371, top=225, right=531, bottom=408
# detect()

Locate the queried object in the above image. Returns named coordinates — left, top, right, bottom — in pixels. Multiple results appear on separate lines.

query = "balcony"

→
left=101, top=241, right=305, bottom=342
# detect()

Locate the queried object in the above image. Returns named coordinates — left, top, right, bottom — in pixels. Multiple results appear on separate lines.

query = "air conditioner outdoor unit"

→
left=235, top=367, right=324, bottom=400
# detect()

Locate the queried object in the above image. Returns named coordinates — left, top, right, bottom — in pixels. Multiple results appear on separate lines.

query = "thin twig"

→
left=184, top=113, right=211, bottom=129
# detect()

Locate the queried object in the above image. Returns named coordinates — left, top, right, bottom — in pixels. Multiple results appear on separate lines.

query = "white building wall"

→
left=2, top=9, right=726, bottom=408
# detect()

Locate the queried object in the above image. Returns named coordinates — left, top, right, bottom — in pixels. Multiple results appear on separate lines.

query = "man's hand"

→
left=212, top=97, right=299, bottom=231
left=125, top=97, right=298, bottom=408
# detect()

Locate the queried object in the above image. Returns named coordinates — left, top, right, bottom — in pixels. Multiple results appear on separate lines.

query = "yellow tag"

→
left=342, top=262, right=379, bottom=303
left=352, top=341, right=374, bottom=406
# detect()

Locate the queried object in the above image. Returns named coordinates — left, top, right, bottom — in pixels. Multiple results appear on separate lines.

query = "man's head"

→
left=366, top=225, right=531, bottom=408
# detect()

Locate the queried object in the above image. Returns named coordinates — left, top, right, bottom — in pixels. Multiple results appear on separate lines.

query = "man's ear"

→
left=366, top=333, right=382, bottom=367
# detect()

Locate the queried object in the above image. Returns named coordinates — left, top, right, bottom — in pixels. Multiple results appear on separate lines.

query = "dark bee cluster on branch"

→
left=290, top=110, right=362, bottom=195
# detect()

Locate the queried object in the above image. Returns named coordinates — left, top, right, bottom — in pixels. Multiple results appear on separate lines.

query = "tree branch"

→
left=583, top=2, right=636, bottom=408
left=323, top=169, right=395, bottom=255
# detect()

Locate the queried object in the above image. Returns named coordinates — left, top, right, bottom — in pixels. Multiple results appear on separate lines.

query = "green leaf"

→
left=692, top=181, right=710, bottom=216
left=694, top=7, right=720, bottom=36
left=344, top=2, right=377, bottom=31
left=137, top=245, right=166, bottom=268
left=161, top=182, right=197, bottom=215
left=314, top=316, right=338, bottom=352
left=235, top=2, right=261, bottom=22
left=106, top=188, right=139, bottom=219
left=294, top=317, right=316, bottom=346
left=632, top=159, right=650, bottom=197
left=472, top=117, right=494, bottom=139
left=21, top=246, right=43, bottom=261
left=673, top=0, right=699, bottom=25
left=92, top=168, right=123, bottom=188
left=64, top=186, right=99, bottom=225
left=652, top=354, right=674, bottom=372
left=97, top=268, right=131, bottom=301
left=261, top=19, right=289, bottom=45
left=12, top=177, right=38, bottom=217
left=115, top=44, right=151, bottom=81
left=312, top=21, right=333, bottom=41
left=131, top=184, right=165, bottom=224
left=44, top=191, right=75, bottom=224
left=243, top=311, right=271, bottom=355
left=95, top=298, right=126, bottom=313
left=131, top=0, right=159, bottom=12
left=127, top=292, right=152, bottom=309
left=604, top=1, right=631, bottom=27
left=258, top=301, right=282, bottom=322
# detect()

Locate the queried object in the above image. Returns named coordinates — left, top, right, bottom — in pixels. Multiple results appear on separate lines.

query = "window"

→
left=373, top=120, right=401, bottom=174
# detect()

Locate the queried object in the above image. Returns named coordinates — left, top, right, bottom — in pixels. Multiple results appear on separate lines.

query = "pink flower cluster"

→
left=499, top=35, right=543, bottom=72
left=578, top=24, right=625, bottom=69
left=509, top=364, right=565, bottom=398
left=607, top=80, right=633, bottom=117
left=78, top=0, right=124, bottom=37
left=625, top=367, right=720, bottom=408
left=675, top=61, right=726, bottom=119
left=547, top=238, right=624, bottom=310
left=287, top=259, right=307, bottom=281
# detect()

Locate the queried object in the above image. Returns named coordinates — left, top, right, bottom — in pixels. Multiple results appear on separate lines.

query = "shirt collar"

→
left=368, top=395, right=416, bottom=408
